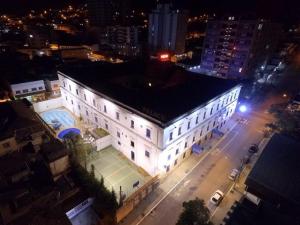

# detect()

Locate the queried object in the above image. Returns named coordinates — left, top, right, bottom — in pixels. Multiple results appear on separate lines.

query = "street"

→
left=120, top=94, right=282, bottom=225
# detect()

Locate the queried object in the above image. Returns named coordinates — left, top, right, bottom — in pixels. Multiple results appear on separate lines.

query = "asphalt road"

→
left=135, top=96, right=279, bottom=225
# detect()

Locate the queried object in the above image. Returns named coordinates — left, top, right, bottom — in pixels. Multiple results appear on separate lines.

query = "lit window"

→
left=146, top=128, right=151, bottom=138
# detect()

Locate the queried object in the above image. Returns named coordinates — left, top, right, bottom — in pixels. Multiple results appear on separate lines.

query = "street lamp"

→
left=239, top=105, right=247, bottom=113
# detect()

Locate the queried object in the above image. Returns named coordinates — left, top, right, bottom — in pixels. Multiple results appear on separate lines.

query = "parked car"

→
left=248, top=144, right=258, bottom=154
left=210, top=190, right=224, bottom=205
left=228, top=169, right=239, bottom=181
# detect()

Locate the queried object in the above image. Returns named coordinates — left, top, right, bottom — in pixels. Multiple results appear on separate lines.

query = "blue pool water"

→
left=41, top=109, right=75, bottom=129
left=58, top=128, right=81, bottom=139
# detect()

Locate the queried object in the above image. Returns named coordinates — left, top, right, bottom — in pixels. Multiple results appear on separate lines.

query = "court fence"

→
left=116, top=175, right=160, bottom=223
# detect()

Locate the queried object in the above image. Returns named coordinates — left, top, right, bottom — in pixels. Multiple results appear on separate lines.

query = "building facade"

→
left=58, top=63, right=241, bottom=176
left=11, top=80, right=46, bottom=102
left=107, top=25, right=141, bottom=56
left=201, top=17, right=282, bottom=79
left=148, top=4, right=188, bottom=54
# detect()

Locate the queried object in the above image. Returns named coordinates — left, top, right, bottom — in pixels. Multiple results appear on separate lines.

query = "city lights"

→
left=239, top=105, right=247, bottom=113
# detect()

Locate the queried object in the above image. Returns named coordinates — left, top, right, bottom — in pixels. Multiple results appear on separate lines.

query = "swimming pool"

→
left=41, top=108, right=75, bottom=129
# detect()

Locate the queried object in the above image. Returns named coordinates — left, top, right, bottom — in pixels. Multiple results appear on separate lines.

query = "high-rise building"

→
left=107, top=25, right=141, bottom=56
left=148, top=4, right=188, bottom=54
left=87, top=0, right=114, bottom=27
left=201, top=17, right=282, bottom=79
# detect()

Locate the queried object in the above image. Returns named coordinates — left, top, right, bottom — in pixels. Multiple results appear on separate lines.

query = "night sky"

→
left=1, top=0, right=300, bottom=23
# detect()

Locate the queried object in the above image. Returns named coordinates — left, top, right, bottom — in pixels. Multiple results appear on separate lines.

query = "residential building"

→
left=42, top=139, right=70, bottom=181
left=107, top=25, right=141, bottom=56
left=45, top=78, right=61, bottom=97
left=58, top=60, right=241, bottom=176
left=10, top=79, right=46, bottom=102
left=201, top=17, right=282, bottom=79
left=148, top=4, right=188, bottom=54
left=0, top=99, right=45, bottom=157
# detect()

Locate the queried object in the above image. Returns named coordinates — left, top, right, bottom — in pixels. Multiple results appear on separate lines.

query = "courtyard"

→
left=86, top=146, right=151, bottom=200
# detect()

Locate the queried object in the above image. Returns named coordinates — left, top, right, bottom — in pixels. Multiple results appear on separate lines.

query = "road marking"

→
left=135, top=123, right=237, bottom=225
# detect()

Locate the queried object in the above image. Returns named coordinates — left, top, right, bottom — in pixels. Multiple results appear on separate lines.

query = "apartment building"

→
left=148, top=4, right=188, bottom=54
left=58, top=60, right=241, bottom=176
left=201, top=17, right=282, bottom=79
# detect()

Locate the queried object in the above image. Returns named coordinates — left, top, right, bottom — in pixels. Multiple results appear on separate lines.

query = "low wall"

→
left=33, top=97, right=63, bottom=113
left=96, top=135, right=112, bottom=151
left=116, top=176, right=159, bottom=223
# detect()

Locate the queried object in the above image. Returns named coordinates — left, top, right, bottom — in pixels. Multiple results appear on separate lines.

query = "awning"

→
left=192, top=143, right=203, bottom=154
left=212, top=128, right=224, bottom=136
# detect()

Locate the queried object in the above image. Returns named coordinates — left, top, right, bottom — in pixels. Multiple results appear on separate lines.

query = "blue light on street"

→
left=239, top=105, right=247, bottom=113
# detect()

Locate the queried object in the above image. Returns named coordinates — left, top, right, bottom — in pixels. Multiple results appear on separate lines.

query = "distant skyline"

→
left=1, top=0, right=300, bottom=24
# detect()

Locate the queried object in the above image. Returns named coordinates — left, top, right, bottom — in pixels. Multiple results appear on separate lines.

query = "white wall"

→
left=33, top=96, right=63, bottom=113
left=11, top=80, right=45, bottom=96
left=96, top=135, right=112, bottom=151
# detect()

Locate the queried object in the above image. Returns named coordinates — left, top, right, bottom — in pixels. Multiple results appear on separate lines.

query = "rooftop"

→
left=58, top=60, right=239, bottom=127
left=246, top=133, right=300, bottom=206
left=42, top=139, right=68, bottom=162
left=0, top=99, right=44, bottom=141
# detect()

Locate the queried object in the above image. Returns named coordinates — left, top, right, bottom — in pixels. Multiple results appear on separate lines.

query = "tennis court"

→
left=87, top=146, right=151, bottom=200
left=40, top=108, right=75, bottom=130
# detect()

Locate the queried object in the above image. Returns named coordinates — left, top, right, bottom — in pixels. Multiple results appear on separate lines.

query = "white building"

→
left=148, top=4, right=188, bottom=54
left=11, top=80, right=46, bottom=102
left=58, top=60, right=241, bottom=176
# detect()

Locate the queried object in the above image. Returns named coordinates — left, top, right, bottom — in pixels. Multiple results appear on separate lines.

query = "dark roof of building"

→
left=246, top=133, right=300, bottom=206
left=0, top=99, right=44, bottom=141
left=42, top=139, right=68, bottom=162
left=58, top=60, right=239, bottom=127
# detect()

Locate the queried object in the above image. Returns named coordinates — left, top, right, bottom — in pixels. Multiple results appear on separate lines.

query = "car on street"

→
left=248, top=144, right=259, bottom=154
left=228, top=169, right=239, bottom=181
left=210, top=190, right=224, bottom=206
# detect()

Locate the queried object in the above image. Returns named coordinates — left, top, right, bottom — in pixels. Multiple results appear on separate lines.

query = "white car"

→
left=228, top=169, right=239, bottom=181
left=210, top=190, right=224, bottom=205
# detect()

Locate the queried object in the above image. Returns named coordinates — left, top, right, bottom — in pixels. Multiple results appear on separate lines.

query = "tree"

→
left=176, top=198, right=213, bottom=225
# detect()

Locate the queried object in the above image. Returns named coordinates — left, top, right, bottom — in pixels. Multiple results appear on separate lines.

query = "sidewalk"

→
left=119, top=118, right=238, bottom=225
left=211, top=134, right=273, bottom=225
